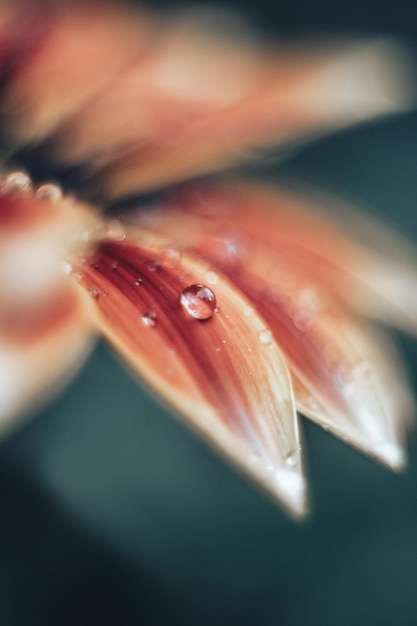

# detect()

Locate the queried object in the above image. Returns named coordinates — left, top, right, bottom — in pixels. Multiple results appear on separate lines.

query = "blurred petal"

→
left=1, top=4, right=412, bottom=196
left=133, top=183, right=413, bottom=468
left=162, top=181, right=417, bottom=334
left=0, top=176, right=100, bottom=429
left=1, top=1, right=154, bottom=143
left=75, top=230, right=307, bottom=516
left=95, top=37, right=413, bottom=197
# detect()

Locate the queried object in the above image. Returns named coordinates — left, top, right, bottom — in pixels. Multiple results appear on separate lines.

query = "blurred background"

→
left=1, top=0, right=417, bottom=624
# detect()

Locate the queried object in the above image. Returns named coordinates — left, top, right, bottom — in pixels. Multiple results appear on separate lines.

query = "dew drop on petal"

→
left=36, top=183, right=63, bottom=203
left=1, top=171, right=33, bottom=195
left=106, top=220, right=126, bottom=241
left=141, top=311, right=157, bottom=327
left=147, top=259, right=161, bottom=272
left=285, top=451, right=298, bottom=468
left=88, top=287, right=99, bottom=299
left=205, top=270, right=219, bottom=285
left=162, top=246, right=182, bottom=268
left=258, top=329, right=273, bottom=345
left=135, top=277, right=143, bottom=286
left=180, top=284, right=217, bottom=320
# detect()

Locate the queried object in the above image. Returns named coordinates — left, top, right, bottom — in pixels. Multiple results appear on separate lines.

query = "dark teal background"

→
left=1, top=0, right=417, bottom=624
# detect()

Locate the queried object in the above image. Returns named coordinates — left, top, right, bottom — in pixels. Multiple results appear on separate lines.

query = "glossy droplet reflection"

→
left=36, top=183, right=63, bottom=203
left=141, top=311, right=157, bottom=327
left=180, top=284, right=217, bottom=320
left=1, top=171, right=33, bottom=195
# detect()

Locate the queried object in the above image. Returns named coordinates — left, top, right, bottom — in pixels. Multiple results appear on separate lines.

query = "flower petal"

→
left=162, top=180, right=417, bottom=335
left=1, top=5, right=412, bottom=196
left=1, top=1, right=154, bottom=143
left=97, top=37, right=413, bottom=197
left=0, top=183, right=96, bottom=429
left=132, top=182, right=413, bottom=469
left=75, top=230, right=307, bottom=516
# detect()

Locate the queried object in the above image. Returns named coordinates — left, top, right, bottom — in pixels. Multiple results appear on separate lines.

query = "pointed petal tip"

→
left=272, top=467, right=310, bottom=519
left=373, top=441, right=407, bottom=473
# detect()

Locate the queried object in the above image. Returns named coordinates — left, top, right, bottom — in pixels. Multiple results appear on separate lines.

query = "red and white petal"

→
left=0, top=178, right=101, bottom=430
left=0, top=288, right=93, bottom=432
left=96, top=37, right=413, bottom=197
left=161, top=180, right=417, bottom=335
left=132, top=185, right=413, bottom=469
left=75, top=230, right=307, bottom=516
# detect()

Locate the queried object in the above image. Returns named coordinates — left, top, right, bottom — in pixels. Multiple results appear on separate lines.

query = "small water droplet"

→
left=162, top=246, right=182, bottom=268
left=1, top=171, right=33, bottom=195
left=147, top=259, right=161, bottom=272
left=36, top=183, right=63, bottom=203
left=243, top=306, right=254, bottom=317
left=106, top=220, right=126, bottom=241
left=111, top=261, right=119, bottom=271
left=61, top=261, right=73, bottom=276
left=293, top=310, right=312, bottom=331
left=205, top=270, right=218, bottom=285
left=135, top=277, right=143, bottom=286
left=285, top=451, right=298, bottom=468
left=180, top=284, right=217, bottom=320
left=258, top=329, right=273, bottom=345
left=88, top=287, right=99, bottom=299
left=141, top=311, right=157, bottom=327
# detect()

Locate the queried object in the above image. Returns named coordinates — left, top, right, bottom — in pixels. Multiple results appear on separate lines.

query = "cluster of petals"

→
left=0, top=0, right=416, bottom=516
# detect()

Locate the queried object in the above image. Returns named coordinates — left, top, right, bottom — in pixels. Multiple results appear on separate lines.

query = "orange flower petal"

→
left=2, top=1, right=154, bottom=143
left=95, top=36, right=413, bottom=197
left=75, top=230, right=307, bottom=516
left=162, top=180, right=417, bottom=335
left=132, top=183, right=413, bottom=469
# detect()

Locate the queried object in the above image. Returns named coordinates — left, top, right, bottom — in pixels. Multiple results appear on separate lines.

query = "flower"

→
left=0, top=0, right=416, bottom=517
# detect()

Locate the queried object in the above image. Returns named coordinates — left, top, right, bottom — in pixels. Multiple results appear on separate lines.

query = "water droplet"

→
left=205, top=270, right=218, bottom=285
left=61, top=261, right=73, bottom=276
left=106, top=220, right=126, bottom=241
left=111, top=261, right=119, bottom=271
left=162, top=246, right=182, bottom=268
left=199, top=231, right=247, bottom=268
left=285, top=451, right=298, bottom=468
left=88, top=287, right=99, bottom=299
left=135, top=277, right=143, bottom=286
left=180, top=284, right=217, bottom=320
left=36, top=183, right=63, bottom=203
left=1, top=171, right=33, bottom=195
left=293, top=310, right=312, bottom=331
left=141, top=311, right=157, bottom=327
left=147, top=259, right=161, bottom=272
left=243, top=306, right=254, bottom=317
left=258, top=329, right=273, bottom=345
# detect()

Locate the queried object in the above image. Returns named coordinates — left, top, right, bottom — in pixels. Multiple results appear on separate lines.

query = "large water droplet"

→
left=141, top=311, right=157, bottom=327
left=180, top=284, right=217, bottom=320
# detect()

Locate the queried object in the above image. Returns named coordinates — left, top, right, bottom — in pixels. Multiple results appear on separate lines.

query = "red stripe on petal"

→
left=132, top=183, right=413, bottom=469
left=76, top=233, right=307, bottom=516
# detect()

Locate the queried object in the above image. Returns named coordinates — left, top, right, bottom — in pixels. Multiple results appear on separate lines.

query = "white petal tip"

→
left=272, top=468, right=309, bottom=519
left=374, top=442, right=407, bottom=472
